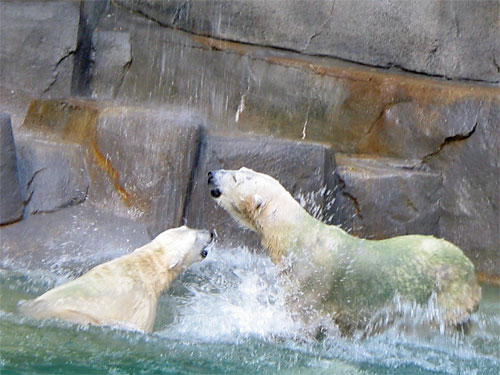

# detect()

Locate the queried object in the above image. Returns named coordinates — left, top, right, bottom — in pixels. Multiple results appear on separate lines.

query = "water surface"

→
left=1, top=247, right=498, bottom=374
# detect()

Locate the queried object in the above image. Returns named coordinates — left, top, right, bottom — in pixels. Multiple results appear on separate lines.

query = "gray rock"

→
left=18, top=100, right=206, bottom=237
left=184, top=135, right=338, bottom=248
left=90, top=31, right=132, bottom=99
left=425, top=98, right=500, bottom=279
left=115, top=0, right=500, bottom=83
left=16, top=135, right=89, bottom=216
left=334, top=155, right=442, bottom=239
left=93, top=4, right=498, bottom=158
left=0, top=86, right=32, bottom=131
left=90, top=108, right=205, bottom=237
left=0, top=203, right=150, bottom=277
left=0, top=113, right=23, bottom=224
left=0, top=0, right=80, bottom=98
left=357, top=98, right=483, bottom=159
left=71, top=0, right=110, bottom=96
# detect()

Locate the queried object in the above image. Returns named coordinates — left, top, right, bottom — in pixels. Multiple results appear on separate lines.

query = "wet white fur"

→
left=19, top=226, right=211, bottom=332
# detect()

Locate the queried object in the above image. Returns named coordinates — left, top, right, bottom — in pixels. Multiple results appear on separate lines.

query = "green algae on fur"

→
left=209, top=167, right=481, bottom=335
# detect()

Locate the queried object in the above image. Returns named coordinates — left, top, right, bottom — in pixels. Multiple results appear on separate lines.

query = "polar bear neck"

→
left=255, top=195, right=347, bottom=264
left=130, top=243, right=184, bottom=296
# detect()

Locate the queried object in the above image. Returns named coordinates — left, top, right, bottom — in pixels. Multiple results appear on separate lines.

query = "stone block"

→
left=90, top=108, right=205, bottom=236
left=94, top=4, right=498, bottom=159
left=90, top=31, right=132, bottom=99
left=0, top=113, right=23, bottom=224
left=116, top=0, right=499, bottom=83
left=19, top=100, right=207, bottom=236
left=425, top=98, right=500, bottom=279
left=185, top=135, right=338, bottom=249
left=0, top=203, right=150, bottom=277
left=16, top=134, right=90, bottom=216
left=334, top=155, right=442, bottom=239
left=357, top=99, right=483, bottom=159
left=0, top=0, right=80, bottom=97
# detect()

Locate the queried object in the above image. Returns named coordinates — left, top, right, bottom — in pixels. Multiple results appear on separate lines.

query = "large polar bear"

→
left=208, top=167, right=481, bottom=335
left=19, top=226, right=213, bottom=332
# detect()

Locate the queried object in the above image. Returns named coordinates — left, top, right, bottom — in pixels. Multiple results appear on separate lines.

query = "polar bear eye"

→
left=201, top=250, right=208, bottom=258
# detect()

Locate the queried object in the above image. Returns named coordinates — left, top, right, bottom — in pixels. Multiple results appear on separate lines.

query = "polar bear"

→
left=19, top=226, right=213, bottom=332
left=208, top=167, right=481, bottom=335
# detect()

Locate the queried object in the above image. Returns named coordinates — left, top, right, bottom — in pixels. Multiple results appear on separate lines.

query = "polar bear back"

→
left=20, top=252, right=160, bottom=331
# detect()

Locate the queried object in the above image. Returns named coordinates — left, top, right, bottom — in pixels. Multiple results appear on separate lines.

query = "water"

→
left=1, top=247, right=499, bottom=375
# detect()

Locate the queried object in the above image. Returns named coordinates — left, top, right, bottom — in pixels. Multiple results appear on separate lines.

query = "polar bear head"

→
left=152, top=226, right=213, bottom=270
left=207, top=167, right=301, bottom=232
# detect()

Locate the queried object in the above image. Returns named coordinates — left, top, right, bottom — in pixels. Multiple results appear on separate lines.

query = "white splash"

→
left=295, top=185, right=337, bottom=224
left=157, top=247, right=301, bottom=342
left=235, top=91, right=247, bottom=123
left=301, top=103, right=311, bottom=140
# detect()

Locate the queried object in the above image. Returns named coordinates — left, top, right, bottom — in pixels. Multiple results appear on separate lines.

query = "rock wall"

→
left=0, top=0, right=80, bottom=98
left=115, top=0, right=500, bottom=83
left=0, top=0, right=498, bottom=281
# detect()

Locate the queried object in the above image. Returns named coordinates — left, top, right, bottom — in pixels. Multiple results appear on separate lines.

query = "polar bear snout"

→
left=194, top=231, right=211, bottom=261
left=211, top=189, right=222, bottom=198
left=208, top=170, right=223, bottom=198
left=199, top=230, right=215, bottom=258
left=199, top=228, right=214, bottom=245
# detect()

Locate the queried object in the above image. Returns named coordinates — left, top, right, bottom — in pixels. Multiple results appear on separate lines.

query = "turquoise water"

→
left=1, top=247, right=499, bottom=375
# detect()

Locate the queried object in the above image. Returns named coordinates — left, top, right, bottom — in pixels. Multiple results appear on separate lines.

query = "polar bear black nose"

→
left=210, top=188, right=221, bottom=198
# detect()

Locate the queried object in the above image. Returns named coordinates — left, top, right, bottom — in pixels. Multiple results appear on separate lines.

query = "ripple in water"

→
left=1, top=246, right=499, bottom=374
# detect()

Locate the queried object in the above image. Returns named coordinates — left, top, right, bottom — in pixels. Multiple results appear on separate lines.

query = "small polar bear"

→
left=19, top=226, right=213, bottom=332
left=208, top=167, right=481, bottom=335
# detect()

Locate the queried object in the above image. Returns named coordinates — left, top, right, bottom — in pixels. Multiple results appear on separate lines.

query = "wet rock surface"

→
left=0, top=0, right=80, bottom=98
left=15, top=134, right=90, bottom=217
left=92, top=3, right=498, bottom=150
left=0, top=114, right=23, bottom=224
left=424, top=100, right=500, bottom=278
left=90, top=31, right=132, bottom=99
left=18, top=100, right=206, bottom=237
left=115, top=0, right=500, bottom=83
left=91, top=108, right=205, bottom=237
left=334, top=155, right=442, bottom=239
left=0, top=203, right=150, bottom=277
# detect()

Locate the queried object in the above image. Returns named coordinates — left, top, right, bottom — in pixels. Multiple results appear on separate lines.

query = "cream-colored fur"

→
left=209, top=168, right=481, bottom=335
left=19, top=226, right=212, bottom=332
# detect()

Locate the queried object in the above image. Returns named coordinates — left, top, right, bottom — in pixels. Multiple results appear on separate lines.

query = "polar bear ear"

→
left=253, top=194, right=266, bottom=211
left=169, top=260, right=179, bottom=270
left=168, top=250, right=184, bottom=270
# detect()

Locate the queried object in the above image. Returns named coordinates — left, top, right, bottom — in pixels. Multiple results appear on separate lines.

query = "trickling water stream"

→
left=1, top=246, right=499, bottom=375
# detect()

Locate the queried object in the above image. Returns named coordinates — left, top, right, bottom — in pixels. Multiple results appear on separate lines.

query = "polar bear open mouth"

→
left=201, top=230, right=216, bottom=258
left=207, top=168, right=274, bottom=233
left=208, top=171, right=222, bottom=198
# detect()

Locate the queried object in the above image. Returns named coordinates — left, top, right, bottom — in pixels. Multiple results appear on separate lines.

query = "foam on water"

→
left=158, top=246, right=303, bottom=342
left=1, top=245, right=499, bottom=374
